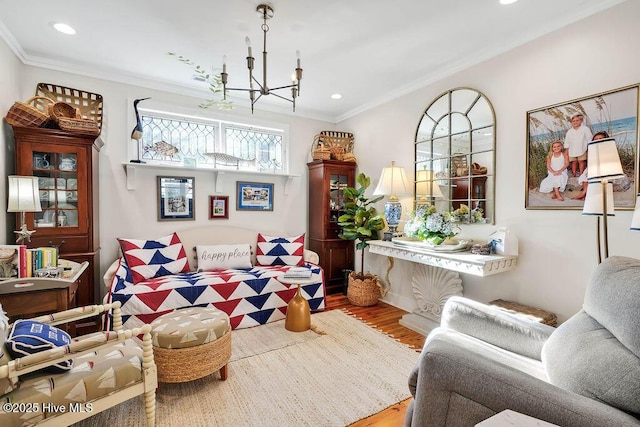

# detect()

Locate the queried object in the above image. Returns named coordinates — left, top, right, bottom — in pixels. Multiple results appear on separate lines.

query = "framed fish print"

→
left=157, top=176, right=195, bottom=220
left=209, top=195, right=229, bottom=219
left=526, top=84, right=639, bottom=210
left=236, top=182, right=274, bottom=211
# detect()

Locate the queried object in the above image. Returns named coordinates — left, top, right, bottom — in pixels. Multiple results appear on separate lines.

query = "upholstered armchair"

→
left=0, top=301, right=157, bottom=427
left=405, top=256, right=640, bottom=427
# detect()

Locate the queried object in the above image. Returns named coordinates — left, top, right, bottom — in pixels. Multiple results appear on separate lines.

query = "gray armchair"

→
left=405, top=256, right=640, bottom=426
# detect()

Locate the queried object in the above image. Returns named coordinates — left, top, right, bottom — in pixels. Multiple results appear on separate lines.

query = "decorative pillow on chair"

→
left=196, top=244, right=253, bottom=271
left=118, top=232, right=190, bottom=284
left=256, top=233, right=305, bottom=266
left=6, top=320, right=73, bottom=372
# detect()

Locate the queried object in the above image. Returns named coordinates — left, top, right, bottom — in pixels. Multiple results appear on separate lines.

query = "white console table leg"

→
left=399, top=264, right=463, bottom=336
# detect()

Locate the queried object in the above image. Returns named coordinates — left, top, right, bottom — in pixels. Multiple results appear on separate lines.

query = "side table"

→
left=279, top=275, right=316, bottom=332
left=0, top=260, right=88, bottom=335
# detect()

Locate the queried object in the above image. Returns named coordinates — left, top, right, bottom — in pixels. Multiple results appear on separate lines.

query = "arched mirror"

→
left=414, top=88, right=495, bottom=223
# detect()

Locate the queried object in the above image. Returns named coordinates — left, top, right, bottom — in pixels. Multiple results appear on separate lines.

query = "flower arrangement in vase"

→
left=404, top=205, right=460, bottom=245
left=450, top=203, right=487, bottom=224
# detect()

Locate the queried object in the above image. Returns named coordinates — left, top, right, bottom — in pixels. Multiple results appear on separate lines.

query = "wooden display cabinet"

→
left=12, top=127, right=102, bottom=335
left=307, top=160, right=356, bottom=294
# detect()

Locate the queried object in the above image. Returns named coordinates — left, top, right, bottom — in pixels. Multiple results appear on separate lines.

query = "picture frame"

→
left=236, top=181, right=274, bottom=211
left=209, top=195, right=229, bottom=219
left=526, top=84, right=639, bottom=210
left=157, top=176, right=195, bottom=221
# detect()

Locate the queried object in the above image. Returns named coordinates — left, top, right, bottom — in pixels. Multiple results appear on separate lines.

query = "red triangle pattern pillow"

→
left=118, top=233, right=190, bottom=284
left=256, top=233, right=305, bottom=266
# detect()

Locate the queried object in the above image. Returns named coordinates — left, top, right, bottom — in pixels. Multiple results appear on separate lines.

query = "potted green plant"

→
left=338, top=173, right=386, bottom=306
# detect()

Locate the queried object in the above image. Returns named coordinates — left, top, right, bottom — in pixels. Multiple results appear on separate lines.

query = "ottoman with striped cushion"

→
left=150, top=307, right=231, bottom=383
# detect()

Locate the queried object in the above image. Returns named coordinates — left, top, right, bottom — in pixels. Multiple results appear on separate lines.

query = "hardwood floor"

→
left=324, top=293, right=426, bottom=427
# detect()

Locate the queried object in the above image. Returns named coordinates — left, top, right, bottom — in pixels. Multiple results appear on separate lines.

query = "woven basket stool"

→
left=489, top=299, right=558, bottom=327
left=150, top=307, right=232, bottom=383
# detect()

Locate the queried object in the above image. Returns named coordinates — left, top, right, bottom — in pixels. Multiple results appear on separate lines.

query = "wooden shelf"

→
left=123, top=162, right=300, bottom=194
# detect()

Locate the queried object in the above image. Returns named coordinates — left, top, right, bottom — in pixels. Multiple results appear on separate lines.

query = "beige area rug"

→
left=74, top=310, right=419, bottom=427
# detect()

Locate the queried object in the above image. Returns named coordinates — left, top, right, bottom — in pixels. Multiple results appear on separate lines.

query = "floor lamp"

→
left=586, top=137, right=625, bottom=262
left=373, top=161, right=410, bottom=241
left=7, top=175, right=42, bottom=243
left=630, top=193, right=640, bottom=231
left=582, top=181, right=614, bottom=264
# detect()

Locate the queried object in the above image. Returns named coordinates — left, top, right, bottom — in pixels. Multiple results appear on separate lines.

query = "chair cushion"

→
left=6, top=320, right=72, bottom=372
left=583, top=256, right=640, bottom=357
left=542, top=310, right=640, bottom=415
left=196, top=244, right=252, bottom=271
left=256, top=233, right=305, bottom=266
left=0, top=338, right=144, bottom=427
left=118, top=232, right=190, bottom=284
left=151, top=307, right=230, bottom=349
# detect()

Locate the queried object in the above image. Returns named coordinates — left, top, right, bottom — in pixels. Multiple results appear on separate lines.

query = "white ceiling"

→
left=0, top=0, right=627, bottom=122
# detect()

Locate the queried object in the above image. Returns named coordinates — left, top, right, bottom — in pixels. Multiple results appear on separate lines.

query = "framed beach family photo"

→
left=525, top=84, right=639, bottom=210
left=236, top=182, right=274, bottom=211
left=157, top=176, right=195, bottom=220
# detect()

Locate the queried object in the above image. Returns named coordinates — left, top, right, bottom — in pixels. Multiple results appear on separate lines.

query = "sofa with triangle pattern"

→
left=102, top=227, right=326, bottom=332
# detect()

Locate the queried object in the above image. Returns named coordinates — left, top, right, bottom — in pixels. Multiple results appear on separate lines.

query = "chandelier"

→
left=221, top=4, right=303, bottom=113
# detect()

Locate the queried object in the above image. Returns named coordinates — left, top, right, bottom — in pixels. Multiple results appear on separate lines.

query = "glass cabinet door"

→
left=329, top=173, right=349, bottom=223
left=33, top=151, right=79, bottom=229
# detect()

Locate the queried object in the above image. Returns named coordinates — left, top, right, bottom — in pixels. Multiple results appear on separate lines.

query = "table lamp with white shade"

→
left=582, top=181, right=614, bottom=264
left=373, top=161, right=410, bottom=241
left=586, top=137, right=625, bottom=262
left=415, top=167, right=443, bottom=210
left=7, top=175, right=42, bottom=243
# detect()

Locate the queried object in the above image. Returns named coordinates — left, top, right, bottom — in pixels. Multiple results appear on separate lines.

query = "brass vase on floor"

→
left=285, top=284, right=311, bottom=332
left=347, top=272, right=381, bottom=307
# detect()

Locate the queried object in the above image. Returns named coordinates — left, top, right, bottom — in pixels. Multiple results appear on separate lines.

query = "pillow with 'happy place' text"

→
left=256, top=233, right=305, bottom=266
left=118, top=232, right=190, bottom=284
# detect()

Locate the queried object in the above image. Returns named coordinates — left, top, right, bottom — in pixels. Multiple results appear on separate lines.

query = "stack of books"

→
left=0, top=245, right=59, bottom=279
left=284, top=266, right=312, bottom=278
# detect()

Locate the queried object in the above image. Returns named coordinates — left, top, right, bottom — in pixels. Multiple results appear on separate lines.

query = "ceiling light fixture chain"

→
left=221, top=4, right=303, bottom=113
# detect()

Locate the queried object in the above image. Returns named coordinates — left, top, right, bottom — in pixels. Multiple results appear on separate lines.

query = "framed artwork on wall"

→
left=209, top=195, right=229, bottom=219
left=157, top=176, right=195, bottom=220
left=525, top=84, right=639, bottom=210
left=236, top=182, right=274, bottom=211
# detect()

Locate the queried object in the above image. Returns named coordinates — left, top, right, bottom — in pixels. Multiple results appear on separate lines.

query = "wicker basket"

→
left=330, top=146, right=345, bottom=161
left=153, top=329, right=232, bottom=383
left=36, top=82, right=103, bottom=132
left=5, top=96, right=54, bottom=127
left=347, top=272, right=381, bottom=306
left=48, top=102, right=79, bottom=121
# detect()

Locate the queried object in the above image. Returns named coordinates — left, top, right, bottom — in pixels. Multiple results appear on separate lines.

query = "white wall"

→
left=0, top=36, right=26, bottom=242
left=340, top=0, right=640, bottom=323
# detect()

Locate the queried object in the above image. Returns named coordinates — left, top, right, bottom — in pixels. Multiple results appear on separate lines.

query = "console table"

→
left=0, top=260, right=88, bottom=335
left=368, top=240, right=517, bottom=335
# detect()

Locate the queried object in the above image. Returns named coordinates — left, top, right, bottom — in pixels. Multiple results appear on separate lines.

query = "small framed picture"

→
left=209, top=195, right=229, bottom=219
left=157, top=176, right=195, bottom=221
left=236, top=181, right=274, bottom=211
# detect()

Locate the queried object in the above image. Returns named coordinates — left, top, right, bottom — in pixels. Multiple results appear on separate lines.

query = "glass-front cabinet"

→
left=13, top=127, right=101, bottom=335
left=32, top=151, right=83, bottom=230
left=307, top=160, right=356, bottom=294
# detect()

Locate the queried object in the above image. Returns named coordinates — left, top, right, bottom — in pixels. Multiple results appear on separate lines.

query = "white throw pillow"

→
left=196, top=244, right=253, bottom=271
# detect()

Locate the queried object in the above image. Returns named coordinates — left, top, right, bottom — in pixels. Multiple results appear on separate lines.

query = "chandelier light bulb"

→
left=222, top=55, right=227, bottom=74
left=245, top=37, right=252, bottom=57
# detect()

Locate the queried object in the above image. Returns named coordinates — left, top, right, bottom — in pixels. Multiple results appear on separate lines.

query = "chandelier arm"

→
left=269, top=92, right=294, bottom=104
left=269, top=83, right=297, bottom=91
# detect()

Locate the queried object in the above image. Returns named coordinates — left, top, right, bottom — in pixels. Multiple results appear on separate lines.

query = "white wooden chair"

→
left=0, top=301, right=157, bottom=427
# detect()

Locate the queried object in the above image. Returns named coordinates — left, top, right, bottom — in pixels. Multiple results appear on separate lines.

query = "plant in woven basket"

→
left=338, top=173, right=385, bottom=278
left=168, top=52, right=233, bottom=111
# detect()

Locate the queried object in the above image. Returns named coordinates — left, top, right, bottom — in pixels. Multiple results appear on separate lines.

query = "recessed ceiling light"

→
left=51, top=22, right=76, bottom=35
left=499, top=0, right=518, bottom=4
left=331, top=93, right=342, bottom=100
